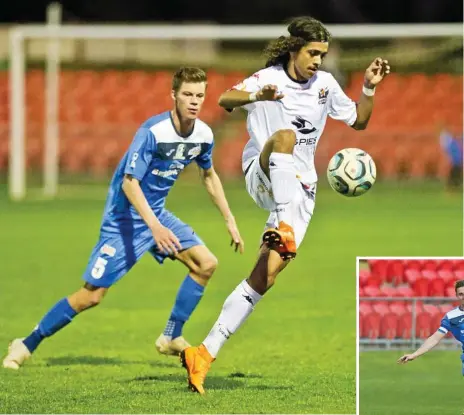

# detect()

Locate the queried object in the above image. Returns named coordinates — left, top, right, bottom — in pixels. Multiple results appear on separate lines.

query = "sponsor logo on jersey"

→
left=291, top=116, right=317, bottom=136
left=152, top=168, right=179, bottom=178
left=100, top=244, right=116, bottom=257
left=318, top=88, right=329, bottom=104
left=296, top=137, right=317, bottom=146
left=152, top=162, right=185, bottom=178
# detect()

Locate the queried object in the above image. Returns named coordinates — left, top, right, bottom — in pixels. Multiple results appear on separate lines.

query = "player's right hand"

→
left=397, top=354, right=416, bottom=364
left=151, top=225, right=182, bottom=255
left=257, top=84, right=284, bottom=101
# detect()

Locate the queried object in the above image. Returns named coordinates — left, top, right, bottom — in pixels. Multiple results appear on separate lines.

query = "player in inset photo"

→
left=398, top=280, right=464, bottom=375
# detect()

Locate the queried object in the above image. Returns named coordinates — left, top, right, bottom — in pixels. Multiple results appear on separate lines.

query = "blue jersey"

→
left=101, top=111, right=214, bottom=231
left=438, top=307, right=464, bottom=352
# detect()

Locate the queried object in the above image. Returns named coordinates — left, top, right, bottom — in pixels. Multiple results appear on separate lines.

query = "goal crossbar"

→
left=8, top=22, right=464, bottom=200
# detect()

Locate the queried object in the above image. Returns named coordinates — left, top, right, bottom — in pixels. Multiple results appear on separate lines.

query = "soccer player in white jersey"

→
left=2, top=67, right=244, bottom=370
left=398, top=280, right=464, bottom=375
left=180, top=16, right=390, bottom=394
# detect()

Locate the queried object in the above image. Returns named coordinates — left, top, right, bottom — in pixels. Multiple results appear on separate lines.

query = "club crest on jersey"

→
left=187, top=144, right=202, bottom=158
left=318, top=88, right=329, bottom=104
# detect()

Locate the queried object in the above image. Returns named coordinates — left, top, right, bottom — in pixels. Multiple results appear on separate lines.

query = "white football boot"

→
left=2, top=338, right=31, bottom=370
left=155, top=334, right=190, bottom=356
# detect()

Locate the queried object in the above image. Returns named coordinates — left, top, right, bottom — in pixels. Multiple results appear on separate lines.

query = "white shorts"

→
left=244, top=156, right=317, bottom=248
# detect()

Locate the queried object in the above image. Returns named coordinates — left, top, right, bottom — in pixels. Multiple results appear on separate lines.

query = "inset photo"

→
left=358, top=257, right=464, bottom=415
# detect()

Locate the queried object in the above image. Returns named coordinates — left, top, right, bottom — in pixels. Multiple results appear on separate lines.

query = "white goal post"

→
left=8, top=20, right=463, bottom=200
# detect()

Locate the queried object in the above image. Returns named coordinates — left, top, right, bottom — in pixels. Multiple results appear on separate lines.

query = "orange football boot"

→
left=262, top=221, right=297, bottom=260
left=180, top=344, right=215, bottom=395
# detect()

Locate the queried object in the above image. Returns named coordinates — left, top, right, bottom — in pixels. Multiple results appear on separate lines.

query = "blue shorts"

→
left=82, top=210, right=204, bottom=288
left=461, top=353, right=464, bottom=376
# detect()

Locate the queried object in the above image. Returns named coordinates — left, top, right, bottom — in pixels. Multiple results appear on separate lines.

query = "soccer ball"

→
left=327, top=148, right=376, bottom=197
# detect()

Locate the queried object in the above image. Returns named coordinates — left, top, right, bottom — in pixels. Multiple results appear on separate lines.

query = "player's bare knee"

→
left=196, top=256, right=218, bottom=280
left=272, top=129, right=296, bottom=153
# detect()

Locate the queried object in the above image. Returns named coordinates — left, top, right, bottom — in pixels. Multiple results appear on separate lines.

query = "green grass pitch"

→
left=0, top=179, right=462, bottom=414
left=360, top=351, right=463, bottom=415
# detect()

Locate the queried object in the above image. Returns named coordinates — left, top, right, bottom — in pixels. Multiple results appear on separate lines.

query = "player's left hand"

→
left=364, top=57, right=390, bottom=88
left=226, top=214, right=244, bottom=254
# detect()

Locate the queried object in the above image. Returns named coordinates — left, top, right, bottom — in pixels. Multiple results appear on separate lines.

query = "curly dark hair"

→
left=455, top=279, right=464, bottom=294
left=264, top=16, right=332, bottom=68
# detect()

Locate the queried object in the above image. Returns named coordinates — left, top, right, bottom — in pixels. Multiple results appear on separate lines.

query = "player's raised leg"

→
left=181, top=245, right=288, bottom=394
left=259, top=129, right=298, bottom=260
left=156, top=245, right=218, bottom=356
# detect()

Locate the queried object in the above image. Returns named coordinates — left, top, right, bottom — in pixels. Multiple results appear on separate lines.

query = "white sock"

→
left=269, top=152, right=298, bottom=227
left=203, top=280, right=262, bottom=358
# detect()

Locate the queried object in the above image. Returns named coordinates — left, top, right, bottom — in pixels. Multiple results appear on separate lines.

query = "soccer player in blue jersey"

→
left=398, top=280, right=464, bottom=375
left=2, top=67, right=244, bottom=370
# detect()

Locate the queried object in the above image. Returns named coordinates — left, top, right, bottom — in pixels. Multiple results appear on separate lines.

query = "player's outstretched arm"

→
left=218, top=85, right=284, bottom=111
left=199, top=166, right=244, bottom=253
left=397, top=330, right=446, bottom=364
left=122, top=174, right=182, bottom=254
left=351, top=57, right=390, bottom=131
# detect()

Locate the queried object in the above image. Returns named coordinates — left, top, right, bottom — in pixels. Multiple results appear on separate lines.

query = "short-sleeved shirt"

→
left=100, top=111, right=214, bottom=231
left=438, top=307, right=464, bottom=352
left=232, top=65, right=357, bottom=185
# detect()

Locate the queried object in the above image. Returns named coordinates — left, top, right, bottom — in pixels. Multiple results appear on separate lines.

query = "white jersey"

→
left=233, top=65, right=357, bottom=185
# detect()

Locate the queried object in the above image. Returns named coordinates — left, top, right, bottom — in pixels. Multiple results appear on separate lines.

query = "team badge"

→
left=318, top=88, right=329, bottom=104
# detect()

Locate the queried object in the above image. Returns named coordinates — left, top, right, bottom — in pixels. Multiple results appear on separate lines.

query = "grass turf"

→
left=360, top=351, right=463, bottom=415
left=0, top=180, right=462, bottom=413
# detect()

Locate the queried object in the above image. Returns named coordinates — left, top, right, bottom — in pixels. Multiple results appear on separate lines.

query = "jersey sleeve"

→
left=328, top=77, right=358, bottom=126
left=124, top=128, right=156, bottom=180
left=231, top=72, right=262, bottom=93
left=196, top=141, right=214, bottom=170
left=438, top=314, right=451, bottom=334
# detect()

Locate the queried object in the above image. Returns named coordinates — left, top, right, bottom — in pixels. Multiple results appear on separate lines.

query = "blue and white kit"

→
left=82, top=111, right=214, bottom=288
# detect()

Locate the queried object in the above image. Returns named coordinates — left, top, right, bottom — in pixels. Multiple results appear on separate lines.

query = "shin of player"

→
left=181, top=15, right=390, bottom=394
left=2, top=67, right=244, bottom=370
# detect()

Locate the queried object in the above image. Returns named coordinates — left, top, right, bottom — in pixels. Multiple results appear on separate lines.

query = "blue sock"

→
left=163, top=275, right=205, bottom=339
left=23, top=298, right=78, bottom=353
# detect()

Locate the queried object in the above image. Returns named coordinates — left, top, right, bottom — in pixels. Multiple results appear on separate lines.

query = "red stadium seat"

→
left=404, top=260, right=423, bottom=271
left=380, top=285, right=398, bottom=298
left=421, top=260, right=439, bottom=271
left=362, top=310, right=381, bottom=339
left=396, top=285, right=415, bottom=298
left=416, top=311, right=432, bottom=338
left=363, top=285, right=383, bottom=298
left=453, top=260, right=464, bottom=272
left=359, top=269, right=371, bottom=288
left=454, top=270, right=464, bottom=280
left=436, top=260, right=454, bottom=272
left=390, top=301, right=407, bottom=316
left=438, top=270, right=455, bottom=285
left=428, top=278, right=445, bottom=297
left=388, top=260, right=405, bottom=285
left=368, top=260, right=389, bottom=284
left=404, top=269, right=421, bottom=285
left=412, top=277, right=429, bottom=297
left=421, top=270, right=437, bottom=281
left=397, top=312, right=412, bottom=339
left=446, top=287, right=456, bottom=298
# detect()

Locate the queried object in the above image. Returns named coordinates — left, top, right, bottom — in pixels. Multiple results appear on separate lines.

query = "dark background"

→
left=1, top=0, right=463, bottom=24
